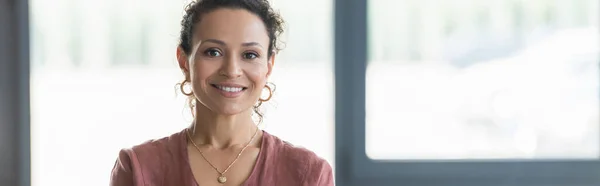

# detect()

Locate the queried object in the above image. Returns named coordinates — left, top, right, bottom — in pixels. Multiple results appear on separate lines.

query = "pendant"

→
left=217, top=175, right=227, bottom=183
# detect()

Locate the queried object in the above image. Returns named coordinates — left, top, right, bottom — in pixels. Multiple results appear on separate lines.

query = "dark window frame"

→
left=0, top=0, right=30, bottom=185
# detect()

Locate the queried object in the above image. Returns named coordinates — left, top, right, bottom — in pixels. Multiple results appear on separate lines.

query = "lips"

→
left=210, top=83, right=248, bottom=98
left=213, top=84, right=245, bottom=92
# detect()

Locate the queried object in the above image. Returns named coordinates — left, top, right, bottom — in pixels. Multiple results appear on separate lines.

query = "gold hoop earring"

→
left=180, top=80, right=193, bottom=96
left=259, top=84, right=273, bottom=102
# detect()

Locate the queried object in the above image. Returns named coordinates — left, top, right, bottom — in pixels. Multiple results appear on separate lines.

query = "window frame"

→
left=0, top=0, right=30, bottom=185
left=333, top=0, right=600, bottom=185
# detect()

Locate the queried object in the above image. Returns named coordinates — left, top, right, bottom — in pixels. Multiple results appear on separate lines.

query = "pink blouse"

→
left=110, top=129, right=334, bottom=186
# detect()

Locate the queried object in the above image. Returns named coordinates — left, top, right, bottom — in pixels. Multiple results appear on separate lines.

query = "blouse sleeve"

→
left=303, top=159, right=335, bottom=186
left=110, top=149, right=135, bottom=186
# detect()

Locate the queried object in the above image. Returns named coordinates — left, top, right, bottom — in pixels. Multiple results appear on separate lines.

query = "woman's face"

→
left=178, top=8, right=274, bottom=115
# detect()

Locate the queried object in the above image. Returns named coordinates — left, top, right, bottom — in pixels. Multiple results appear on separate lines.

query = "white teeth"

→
left=217, top=85, right=243, bottom=92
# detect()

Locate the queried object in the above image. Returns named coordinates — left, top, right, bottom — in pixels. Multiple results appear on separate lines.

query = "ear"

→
left=177, top=47, right=190, bottom=80
left=266, top=51, right=275, bottom=78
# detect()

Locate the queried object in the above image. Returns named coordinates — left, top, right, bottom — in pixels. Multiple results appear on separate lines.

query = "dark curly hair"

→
left=179, top=0, right=284, bottom=57
left=177, top=0, right=284, bottom=123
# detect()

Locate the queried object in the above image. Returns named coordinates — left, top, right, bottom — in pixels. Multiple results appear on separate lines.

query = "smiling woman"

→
left=109, top=0, right=333, bottom=186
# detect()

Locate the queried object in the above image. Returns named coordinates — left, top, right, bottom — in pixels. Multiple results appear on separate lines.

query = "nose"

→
left=219, top=54, right=242, bottom=78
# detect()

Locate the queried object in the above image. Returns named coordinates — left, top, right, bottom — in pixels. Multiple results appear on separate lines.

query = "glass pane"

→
left=366, top=0, right=600, bottom=160
left=29, top=0, right=333, bottom=185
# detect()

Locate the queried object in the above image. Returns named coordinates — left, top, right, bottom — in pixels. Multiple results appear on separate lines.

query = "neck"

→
left=189, top=104, right=258, bottom=149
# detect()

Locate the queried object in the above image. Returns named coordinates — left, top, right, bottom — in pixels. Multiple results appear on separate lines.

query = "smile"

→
left=215, top=85, right=244, bottom=92
left=211, top=84, right=248, bottom=97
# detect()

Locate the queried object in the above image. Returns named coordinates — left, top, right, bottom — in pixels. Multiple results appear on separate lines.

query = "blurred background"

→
left=1, top=0, right=598, bottom=185
left=366, top=0, right=599, bottom=159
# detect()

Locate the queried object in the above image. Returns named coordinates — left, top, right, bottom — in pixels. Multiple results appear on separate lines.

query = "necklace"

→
left=186, top=127, right=260, bottom=184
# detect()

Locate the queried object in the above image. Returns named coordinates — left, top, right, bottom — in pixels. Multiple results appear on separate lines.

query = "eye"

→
left=204, top=48, right=222, bottom=57
left=243, top=52, right=259, bottom=60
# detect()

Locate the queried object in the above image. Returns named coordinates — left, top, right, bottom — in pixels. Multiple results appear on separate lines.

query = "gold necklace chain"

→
left=185, top=127, right=260, bottom=184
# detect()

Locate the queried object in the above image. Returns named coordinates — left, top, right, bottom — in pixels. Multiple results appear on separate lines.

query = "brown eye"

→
left=243, top=52, right=259, bottom=59
left=204, top=48, right=222, bottom=57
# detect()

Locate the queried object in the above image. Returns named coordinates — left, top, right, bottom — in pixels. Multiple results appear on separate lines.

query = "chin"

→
left=213, top=105, right=249, bottom=116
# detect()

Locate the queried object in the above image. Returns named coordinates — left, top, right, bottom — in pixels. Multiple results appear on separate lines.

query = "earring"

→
left=180, top=80, right=193, bottom=96
left=259, top=84, right=273, bottom=102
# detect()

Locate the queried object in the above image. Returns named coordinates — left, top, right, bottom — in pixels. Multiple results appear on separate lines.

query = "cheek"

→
left=190, top=61, right=217, bottom=86
left=245, top=63, right=269, bottom=83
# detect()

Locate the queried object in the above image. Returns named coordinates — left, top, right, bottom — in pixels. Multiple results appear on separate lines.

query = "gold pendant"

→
left=217, top=175, right=227, bottom=183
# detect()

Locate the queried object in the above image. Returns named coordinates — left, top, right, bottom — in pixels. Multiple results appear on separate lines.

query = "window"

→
left=367, top=0, right=599, bottom=160
left=29, top=0, right=333, bottom=185
left=335, top=0, right=600, bottom=185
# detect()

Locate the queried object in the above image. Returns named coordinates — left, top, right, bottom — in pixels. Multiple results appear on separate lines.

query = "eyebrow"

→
left=203, top=39, right=226, bottom=46
left=202, top=39, right=264, bottom=48
left=241, top=42, right=263, bottom=48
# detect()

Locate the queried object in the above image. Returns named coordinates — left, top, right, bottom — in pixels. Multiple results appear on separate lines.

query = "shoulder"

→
left=111, top=130, right=187, bottom=185
left=115, top=131, right=180, bottom=163
left=112, top=130, right=186, bottom=174
left=263, top=132, right=334, bottom=185
left=129, top=131, right=183, bottom=157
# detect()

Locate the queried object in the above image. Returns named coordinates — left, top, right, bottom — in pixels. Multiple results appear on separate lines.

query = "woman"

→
left=109, top=0, right=334, bottom=185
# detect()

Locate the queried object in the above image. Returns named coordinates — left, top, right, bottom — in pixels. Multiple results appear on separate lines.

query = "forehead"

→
left=194, top=8, right=270, bottom=46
